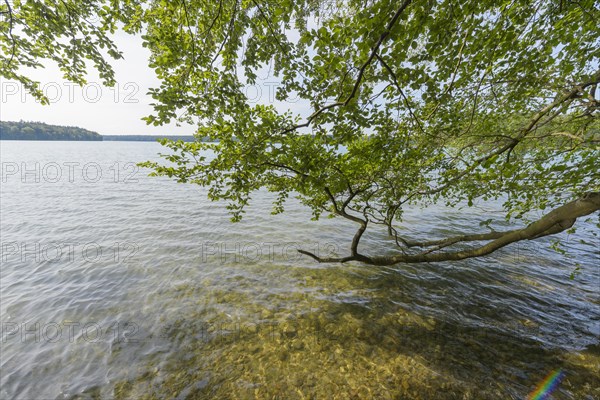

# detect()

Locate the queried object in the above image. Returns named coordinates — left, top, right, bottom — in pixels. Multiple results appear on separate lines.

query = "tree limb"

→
left=299, top=192, right=600, bottom=265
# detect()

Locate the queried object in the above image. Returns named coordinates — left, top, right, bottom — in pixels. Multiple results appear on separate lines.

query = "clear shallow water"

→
left=0, top=141, right=598, bottom=399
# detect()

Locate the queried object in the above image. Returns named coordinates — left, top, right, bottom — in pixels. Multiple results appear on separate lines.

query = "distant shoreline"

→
left=0, top=136, right=198, bottom=142
left=0, top=121, right=201, bottom=142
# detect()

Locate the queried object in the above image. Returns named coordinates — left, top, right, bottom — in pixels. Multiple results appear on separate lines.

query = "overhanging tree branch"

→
left=299, top=192, right=600, bottom=265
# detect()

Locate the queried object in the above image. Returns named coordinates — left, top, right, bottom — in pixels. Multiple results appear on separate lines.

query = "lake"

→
left=0, top=141, right=598, bottom=399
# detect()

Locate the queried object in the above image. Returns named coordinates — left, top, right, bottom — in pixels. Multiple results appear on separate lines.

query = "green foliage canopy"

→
left=2, top=0, right=599, bottom=263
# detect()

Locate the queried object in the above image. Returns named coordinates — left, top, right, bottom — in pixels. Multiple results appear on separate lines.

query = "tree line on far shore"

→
left=0, top=121, right=200, bottom=142
left=0, top=121, right=102, bottom=141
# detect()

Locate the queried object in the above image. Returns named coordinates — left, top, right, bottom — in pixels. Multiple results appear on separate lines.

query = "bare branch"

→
left=300, top=193, right=600, bottom=265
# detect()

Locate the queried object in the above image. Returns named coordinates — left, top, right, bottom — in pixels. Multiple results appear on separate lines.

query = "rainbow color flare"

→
left=527, top=369, right=565, bottom=400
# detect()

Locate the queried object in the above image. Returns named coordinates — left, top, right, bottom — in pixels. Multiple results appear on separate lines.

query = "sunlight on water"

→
left=0, top=141, right=598, bottom=399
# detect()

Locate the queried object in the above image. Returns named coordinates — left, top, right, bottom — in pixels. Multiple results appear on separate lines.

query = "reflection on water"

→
left=0, top=141, right=598, bottom=399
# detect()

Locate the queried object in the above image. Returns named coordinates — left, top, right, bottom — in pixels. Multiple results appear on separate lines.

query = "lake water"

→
left=0, top=141, right=598, bottom=399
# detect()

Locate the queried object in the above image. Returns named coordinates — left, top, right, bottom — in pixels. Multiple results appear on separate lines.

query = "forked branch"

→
left=298, top=192, right=600, bottom=265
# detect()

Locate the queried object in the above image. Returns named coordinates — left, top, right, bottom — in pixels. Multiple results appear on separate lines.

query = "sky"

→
left=0, top=31, right=308, bottom=136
